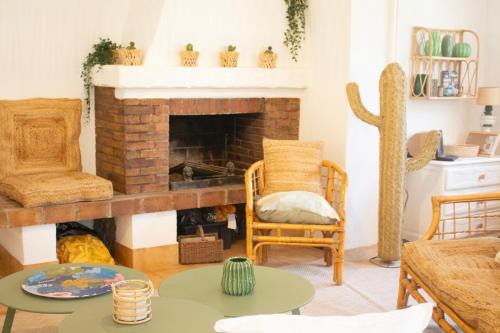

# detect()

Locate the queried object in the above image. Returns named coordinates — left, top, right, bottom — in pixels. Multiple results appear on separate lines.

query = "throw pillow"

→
left=255, top=191, right=339, bottom=224
left=214, top=303, right=433, bottom=333
left=262, top=138, right=323, bottom=195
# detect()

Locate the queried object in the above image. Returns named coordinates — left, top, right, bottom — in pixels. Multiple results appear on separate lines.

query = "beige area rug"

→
left=0, top=245, right=444, bottom=332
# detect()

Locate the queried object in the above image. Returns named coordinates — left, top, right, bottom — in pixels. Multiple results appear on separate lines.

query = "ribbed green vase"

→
left=221, top=256, right=256, bottom=296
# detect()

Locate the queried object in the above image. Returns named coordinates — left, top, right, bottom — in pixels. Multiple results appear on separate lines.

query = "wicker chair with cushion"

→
left=245, top=139, right=348, bottom=284
left=397, top=192, right=500, bottom=333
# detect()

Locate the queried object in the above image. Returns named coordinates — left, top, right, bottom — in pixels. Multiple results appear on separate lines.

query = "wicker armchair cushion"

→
left=0, top=171, right=113, bottom=207
left=262, top=138, right=323, bottom=195
left=255, top=191, right=339, bottom=224
left=403, top=238, right=500, bottom=333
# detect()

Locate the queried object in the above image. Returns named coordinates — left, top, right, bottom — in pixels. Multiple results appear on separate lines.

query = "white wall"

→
left=131, top=0, right=298, bottom=68
left=115, top=211, right=177, bottom=249
left=0, top=225, right=57, bottom=265
left=344, top=0, right=393, bottom=249
left=300, top=0, right=351, bottom=166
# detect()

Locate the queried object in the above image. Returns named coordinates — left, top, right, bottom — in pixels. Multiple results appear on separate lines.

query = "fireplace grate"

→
left=169, top=161, right=244, bottom=190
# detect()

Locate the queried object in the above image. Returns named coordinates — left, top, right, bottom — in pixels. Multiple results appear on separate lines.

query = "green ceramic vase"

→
left=221, top=256, right=256, bottom=296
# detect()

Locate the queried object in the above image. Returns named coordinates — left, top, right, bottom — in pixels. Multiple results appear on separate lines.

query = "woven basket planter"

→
left=180, top=50, right=199, bottom=67
left=221, top=256, right=256, bottom=296
left=220, top=51, right=239, bottom=67
left=259, top=52, right=277, bottom=69
left=114, top=48, right=142, bottom=66
left=444, top=144, right=479, bottom=157
left=112, top=280, right=153, bottom=325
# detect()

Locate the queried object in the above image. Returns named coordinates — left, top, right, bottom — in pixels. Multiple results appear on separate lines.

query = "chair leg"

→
left=260, top=245, right=268, bottom=265
left=324, top=248, right=333, bottom=266
left=246, top=219, right=255, bottom=263
left=333, top=244, right=344, bottom=285
left=333, top=260, right=343, bottom=285
left=397, top=266, right=410, bottom=309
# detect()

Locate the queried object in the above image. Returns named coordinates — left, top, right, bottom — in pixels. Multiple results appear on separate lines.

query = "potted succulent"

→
left=114, top=41, right=142, bottom=66
left=180, top=43, right=199, bottom=67
left=259, top=46, right=278, bottom=69
left=220, top=45, right=239, bottom=67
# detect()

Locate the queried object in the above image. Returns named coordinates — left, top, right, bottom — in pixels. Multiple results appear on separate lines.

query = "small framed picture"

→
left=465, top=132, right=500, bottom=157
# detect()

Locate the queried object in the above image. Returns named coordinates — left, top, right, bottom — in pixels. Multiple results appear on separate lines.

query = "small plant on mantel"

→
left=180, top=43, right=199, bottom=67
left=114, top=41, right=143, bottom=66
left=220, top=45, right=239, bottom=67
left=81, top=37, right=118, bottom=122
left=284, top=0, right=308, bottom=62
left=259, top=46, right=278, bottom=69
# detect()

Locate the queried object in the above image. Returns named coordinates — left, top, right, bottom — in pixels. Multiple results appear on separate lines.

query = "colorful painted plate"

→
left=22, top=265, right=124, bottom=299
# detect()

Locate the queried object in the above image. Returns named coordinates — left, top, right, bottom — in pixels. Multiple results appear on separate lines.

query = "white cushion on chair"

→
left=214, top=303, right=433, bottom=333
left=255, top=191, right=339, bottom=225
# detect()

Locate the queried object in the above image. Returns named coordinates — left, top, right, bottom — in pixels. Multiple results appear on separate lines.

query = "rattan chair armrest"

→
left=422, top=192, right=500, bottom=240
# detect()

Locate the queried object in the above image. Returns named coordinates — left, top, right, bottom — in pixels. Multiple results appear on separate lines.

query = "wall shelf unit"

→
left=410, top=27, right=479, bottom=100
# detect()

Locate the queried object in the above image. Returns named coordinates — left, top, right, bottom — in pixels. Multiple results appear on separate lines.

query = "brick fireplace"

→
left=95, top=87, right=300, bottom=200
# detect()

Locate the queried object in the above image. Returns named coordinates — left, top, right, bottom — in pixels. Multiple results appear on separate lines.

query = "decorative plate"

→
left=22, top=265, right=124, bottom=299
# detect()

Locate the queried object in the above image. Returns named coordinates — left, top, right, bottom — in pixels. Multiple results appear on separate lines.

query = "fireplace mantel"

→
left=92, top=65, right=307, bottom=99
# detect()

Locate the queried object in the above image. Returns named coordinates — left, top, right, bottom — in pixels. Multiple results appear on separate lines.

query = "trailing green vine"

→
left=284, top=0, right=308, bottom=62
left=81, top=38, right=118, bottom=122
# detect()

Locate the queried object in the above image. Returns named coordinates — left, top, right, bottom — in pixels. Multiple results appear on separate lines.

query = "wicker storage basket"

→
left=179, top=225, right=223, bottom=264
left=444, top=144, right=480, bottom=157
left=259, top=52, right=277, bottom=69
left=180, top=50, right=199, bottom=67
left=114, top=48, right=142, bottom=66
left=220, top=51, right=239, bottom=67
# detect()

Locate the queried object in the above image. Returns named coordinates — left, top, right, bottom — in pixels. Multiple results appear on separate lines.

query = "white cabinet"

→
left=403, top=157, right=500, bottom=241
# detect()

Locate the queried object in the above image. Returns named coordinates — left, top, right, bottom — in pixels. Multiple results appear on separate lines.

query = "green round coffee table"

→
left=0, top=263, right=148, bottom=333
left=159, top=266, right=314, bottom=317
left=58, top=297, right=222, bottom=333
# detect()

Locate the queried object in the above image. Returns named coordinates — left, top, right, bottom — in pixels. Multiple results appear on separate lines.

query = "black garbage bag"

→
left=56, top=222, right=101, bottom=241
left=177, top=209, right=205, bottom=227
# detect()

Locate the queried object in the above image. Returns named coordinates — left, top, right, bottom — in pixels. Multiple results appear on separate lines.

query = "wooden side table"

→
left=0, top=263, right=148, bottom=333
left=58, top=297, right=222, bottom=333
left=159, top=266, right=315, bottom=317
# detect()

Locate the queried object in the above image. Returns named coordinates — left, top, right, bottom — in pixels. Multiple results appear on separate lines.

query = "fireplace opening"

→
left=169, top=114, right=263, bottom=190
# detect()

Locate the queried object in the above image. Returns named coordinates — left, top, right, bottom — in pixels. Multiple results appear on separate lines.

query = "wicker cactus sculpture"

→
left=346, top=63, right=440, bottom=263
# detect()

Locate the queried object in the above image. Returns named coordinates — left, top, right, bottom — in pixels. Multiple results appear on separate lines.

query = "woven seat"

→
left=0, top=172, right=113, bottom=207
left=403, top=238, right=500, bottom=333
left=0, top=98, right=114, bottom=207
left=397, top=193, right=500, bottom=333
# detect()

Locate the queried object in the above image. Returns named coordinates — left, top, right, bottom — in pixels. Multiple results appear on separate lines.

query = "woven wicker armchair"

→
left=245, top=160, right=348, bottom=284
left=397, top=192, right=500, bottom=333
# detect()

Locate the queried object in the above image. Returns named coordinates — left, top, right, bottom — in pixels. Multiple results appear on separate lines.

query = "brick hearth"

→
left=95, top=87, right=300, bottom=197
left=0, top=185, right=245, bottom=228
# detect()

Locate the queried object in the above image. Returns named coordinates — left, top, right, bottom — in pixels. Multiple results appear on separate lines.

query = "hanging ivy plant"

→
left=284, top=0, right=308, bottom=62
left=81, top=38, right=118, bottom=122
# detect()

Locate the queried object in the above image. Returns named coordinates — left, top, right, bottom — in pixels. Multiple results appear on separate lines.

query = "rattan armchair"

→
left=245, top=160, right=348, bottom=284
left=397, top=192, right=500, bottom=333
